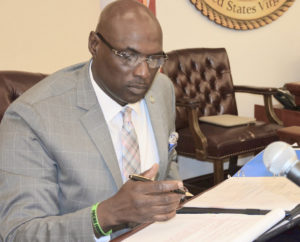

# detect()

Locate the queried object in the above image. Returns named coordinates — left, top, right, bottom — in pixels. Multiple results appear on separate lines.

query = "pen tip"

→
left=185, top=191, right=194, bottom=197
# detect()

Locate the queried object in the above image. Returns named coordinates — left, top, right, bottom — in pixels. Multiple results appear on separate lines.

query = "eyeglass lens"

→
left=96, top=32, right=167, bottom=68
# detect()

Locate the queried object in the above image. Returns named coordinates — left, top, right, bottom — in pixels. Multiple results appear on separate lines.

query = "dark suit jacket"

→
left=0, top=62, right=180, bottom=241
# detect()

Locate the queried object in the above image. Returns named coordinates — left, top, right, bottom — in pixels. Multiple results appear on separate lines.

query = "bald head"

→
left=97, top=0, right=162, bottom=46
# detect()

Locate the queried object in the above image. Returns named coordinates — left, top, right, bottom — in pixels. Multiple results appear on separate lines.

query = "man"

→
left=0, top=0, right=183, bottom=241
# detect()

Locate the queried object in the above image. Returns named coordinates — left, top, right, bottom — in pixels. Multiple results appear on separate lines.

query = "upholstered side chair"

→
left=161, top=48, right=283, bottom=184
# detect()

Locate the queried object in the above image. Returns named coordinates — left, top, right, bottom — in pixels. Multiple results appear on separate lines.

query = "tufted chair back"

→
left=162, top=48, right=238, bottom=130
left=0, top=71, right=47, bottom=122
left=161, top=48, right=282, bottom=186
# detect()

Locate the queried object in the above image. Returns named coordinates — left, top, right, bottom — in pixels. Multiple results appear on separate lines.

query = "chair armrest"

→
left=234, top=85, right=279, bottom=95
left=176, top=98, right=208, bottom=159
left=234, top=85, right=283, bottom=126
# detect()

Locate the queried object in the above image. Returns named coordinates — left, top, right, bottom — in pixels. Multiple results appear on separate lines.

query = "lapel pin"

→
left=168, top=132, right=178, bottom=152
left=149, top=95, right=155, bottom=103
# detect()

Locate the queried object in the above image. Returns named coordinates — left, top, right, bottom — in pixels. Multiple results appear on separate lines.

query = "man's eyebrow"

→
left=124, top=47, right=164, bottom=56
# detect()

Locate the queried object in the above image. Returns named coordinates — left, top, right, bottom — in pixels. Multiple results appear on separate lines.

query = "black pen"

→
left=129, top=174, right=193, bottom=197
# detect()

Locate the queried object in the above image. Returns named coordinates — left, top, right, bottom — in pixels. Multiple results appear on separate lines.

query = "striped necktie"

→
left=121, top=107, right=141, bottom=180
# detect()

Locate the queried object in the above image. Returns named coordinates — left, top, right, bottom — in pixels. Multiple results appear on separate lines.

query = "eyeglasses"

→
left=96, top=32, right=168, bottom=69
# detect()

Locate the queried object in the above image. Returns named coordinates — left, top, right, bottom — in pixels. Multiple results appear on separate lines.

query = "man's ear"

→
left=88, top=31, right=99, bottom=57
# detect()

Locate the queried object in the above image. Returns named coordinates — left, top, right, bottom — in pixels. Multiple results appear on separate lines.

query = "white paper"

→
left=123, top=177, right=300, bottom=242
left=186, top=177, right=300, bottom=211
left=124, top=209, right=285, bottom=242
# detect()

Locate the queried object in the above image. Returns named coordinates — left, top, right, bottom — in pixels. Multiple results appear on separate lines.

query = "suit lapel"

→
left=75, top=64, right=169, bottom=185
left=145, top=89, right=168, bottom=181
left=76, top=63, right=123, bottom=189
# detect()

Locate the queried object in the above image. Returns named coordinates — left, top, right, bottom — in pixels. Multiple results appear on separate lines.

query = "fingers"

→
left=103, top=179, right=184, bottom=227
left=152, top=210, right=177, bottom=222
left=132, top=189, right=182, bottom=207
left=133, top=179, right=184, bottom=195
left=128, top=181, right=183, bottom=217
left=131, top=198, right=180, bottom=223
left=141, top=163, right=159, bottom=180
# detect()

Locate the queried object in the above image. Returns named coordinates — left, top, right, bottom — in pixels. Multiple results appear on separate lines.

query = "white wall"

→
left=1, top=0, right=299, bottom=178
left=0, top=0, right=99, bottom=72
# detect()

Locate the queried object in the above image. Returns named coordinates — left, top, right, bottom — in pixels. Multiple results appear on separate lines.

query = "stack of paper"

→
left=123, top=177, right=300, bottom=242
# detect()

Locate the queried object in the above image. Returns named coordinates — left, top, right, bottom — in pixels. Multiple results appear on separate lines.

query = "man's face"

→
left=89, top=22, right=163, bottom=106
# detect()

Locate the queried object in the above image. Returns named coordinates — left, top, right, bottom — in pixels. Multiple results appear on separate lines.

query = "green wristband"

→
left=91, top=202, right=112, bottom=236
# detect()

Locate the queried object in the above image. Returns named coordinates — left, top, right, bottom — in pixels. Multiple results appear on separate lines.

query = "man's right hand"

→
left=95, top=164, right=183, bottom=234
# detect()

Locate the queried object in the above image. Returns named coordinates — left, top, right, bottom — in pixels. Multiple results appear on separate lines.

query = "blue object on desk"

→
left=234, top=149, right=300, bottom=177
left=233, top=148, right=300, bottom=241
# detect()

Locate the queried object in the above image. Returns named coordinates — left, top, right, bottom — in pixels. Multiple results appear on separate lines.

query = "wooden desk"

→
left=254, top=104, right=300, bottom=126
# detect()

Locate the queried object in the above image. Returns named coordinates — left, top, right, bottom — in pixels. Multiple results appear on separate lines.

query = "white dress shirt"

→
left=89, top=62, right=160, bottom=242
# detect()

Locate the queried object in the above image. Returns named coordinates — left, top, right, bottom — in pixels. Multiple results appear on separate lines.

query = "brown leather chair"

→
left=0, top=71, right=47, bottom=122
left=161, top=48, right=283, bottom=184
